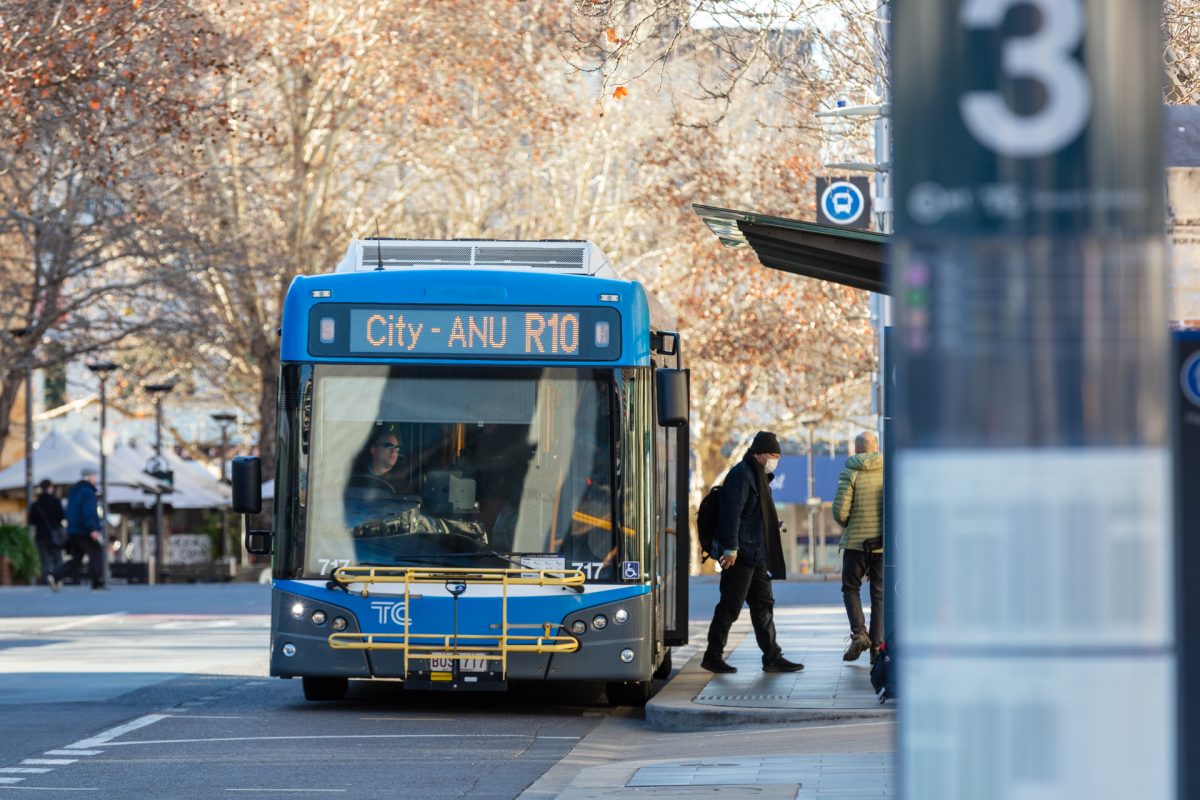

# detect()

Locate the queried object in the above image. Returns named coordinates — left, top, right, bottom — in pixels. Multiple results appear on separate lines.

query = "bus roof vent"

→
left=337, top=239, right=618, bottom=277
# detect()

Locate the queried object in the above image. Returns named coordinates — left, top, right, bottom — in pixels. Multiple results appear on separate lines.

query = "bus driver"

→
left=348, top=429, right=410, bottom=495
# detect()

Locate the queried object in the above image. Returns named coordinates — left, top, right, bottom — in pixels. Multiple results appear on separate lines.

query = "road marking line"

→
left=41, top=613, right=125, bottom=633
left=164, top=715, right=254, bottom=720
left=43, top=752, right=100, bottom=757
left=96, top=733, right=581, bottom=746
left=0, top=770, right=49, bottom=774
left=0, top=787, right=98, bottom=791
left=20, top=761, right=74, bottom=766
left=0, top=779, right=23, bottom=785
left=225, top=791, right=347, bottom=794
left=66, top=714, right=169, bottom=750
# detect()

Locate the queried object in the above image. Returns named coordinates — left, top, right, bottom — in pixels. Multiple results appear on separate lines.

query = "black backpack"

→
left=695, top=484, right=723, bottom=563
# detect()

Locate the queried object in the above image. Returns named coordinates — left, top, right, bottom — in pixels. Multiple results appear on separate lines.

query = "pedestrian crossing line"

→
left=0, top=769, right=49, bottom=774
left=21, top=760, right=75, bottom=766
left=0, top=779, right=22, bottom=785
left=43, top=751, right=101, bottom=757
left=65, top=714, right=169, bottom=750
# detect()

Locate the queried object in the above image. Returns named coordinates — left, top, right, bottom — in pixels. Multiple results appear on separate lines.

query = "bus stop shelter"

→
left=692, top=203, right=888, bottom=294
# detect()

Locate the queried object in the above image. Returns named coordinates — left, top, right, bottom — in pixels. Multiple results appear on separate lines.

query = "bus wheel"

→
left=652, top=648, right=672, bottom=680
left=303, top=676, right=348, bottom=701
left=606, top=680, right=651, bottom=707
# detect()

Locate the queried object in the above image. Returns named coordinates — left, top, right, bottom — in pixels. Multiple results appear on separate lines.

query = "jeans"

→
left=705, top=562, right=782, bottom=665
left=36, top=539, right=62, bottom=583
left=842, top=548, right=884, bottom=644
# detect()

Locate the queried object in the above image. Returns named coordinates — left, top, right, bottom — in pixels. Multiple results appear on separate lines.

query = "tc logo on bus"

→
left=370, top=600, right=409, bottom=625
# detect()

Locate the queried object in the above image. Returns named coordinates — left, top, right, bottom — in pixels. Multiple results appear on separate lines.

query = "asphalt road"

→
left=0, top=577, right=856, bottom=798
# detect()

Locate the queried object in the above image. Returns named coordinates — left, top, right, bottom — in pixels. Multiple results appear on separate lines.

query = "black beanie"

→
left=749, top=431, right=781, bottom=454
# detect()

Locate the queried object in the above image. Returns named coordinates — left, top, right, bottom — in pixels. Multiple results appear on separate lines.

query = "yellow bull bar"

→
left=327, top=565, right=585, bottom=679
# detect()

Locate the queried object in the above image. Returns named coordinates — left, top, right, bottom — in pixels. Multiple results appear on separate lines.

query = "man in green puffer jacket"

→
left=832, top=432, right=884, bottom=664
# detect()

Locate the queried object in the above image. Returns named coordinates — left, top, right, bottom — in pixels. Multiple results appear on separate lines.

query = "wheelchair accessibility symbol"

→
left=621, top=561, right=641, bottom=581
left=820, top=180, right=865, bottom=226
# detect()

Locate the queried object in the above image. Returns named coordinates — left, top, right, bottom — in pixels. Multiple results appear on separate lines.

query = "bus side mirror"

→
left=231, top=456, right=263, bottom=514
left=656, top=369, right=689, bottom=427
left=246, top=530, right=273, bottom=556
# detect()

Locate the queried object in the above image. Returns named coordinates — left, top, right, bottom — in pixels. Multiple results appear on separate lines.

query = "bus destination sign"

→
left=308, top=304, right=622, bottom=361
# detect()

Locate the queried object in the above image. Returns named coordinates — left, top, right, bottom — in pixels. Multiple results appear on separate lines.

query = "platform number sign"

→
left=816, top=176, right=872, bottom=230
left=893, top=0, right=1159, bottom=235
left=959, top=0, right=1091, bottom=159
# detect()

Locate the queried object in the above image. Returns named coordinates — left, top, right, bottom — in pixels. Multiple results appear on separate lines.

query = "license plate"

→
left=429, top=654, right=490, bottom=672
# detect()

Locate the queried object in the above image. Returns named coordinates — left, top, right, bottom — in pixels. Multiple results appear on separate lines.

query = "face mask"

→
left=764, top=457, right=780, bottom=472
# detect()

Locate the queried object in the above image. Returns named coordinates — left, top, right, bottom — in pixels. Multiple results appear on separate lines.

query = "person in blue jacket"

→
left=48, top=467, right=106, bottom=591
left=701, top=431, right=803, bottom=674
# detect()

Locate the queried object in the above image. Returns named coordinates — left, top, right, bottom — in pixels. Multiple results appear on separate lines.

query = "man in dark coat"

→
left=701, top=431, right=803, bottom=674
left=28, top=479, right=65, bottom=583
left=48, top=467, right=106, bottom=591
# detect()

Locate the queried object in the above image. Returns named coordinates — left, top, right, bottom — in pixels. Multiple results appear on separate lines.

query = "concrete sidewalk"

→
left=648, top=605, right=894, bottom=731
left=520, top=605, right=896, bottom=798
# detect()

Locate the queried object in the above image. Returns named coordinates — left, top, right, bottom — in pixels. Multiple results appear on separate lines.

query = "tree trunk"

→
left=0, top=372, right=24, bottom=468
left=254, top=342, right=279, bottom=482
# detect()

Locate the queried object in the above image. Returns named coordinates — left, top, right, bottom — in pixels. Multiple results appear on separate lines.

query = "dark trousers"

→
left=52, top=536, right=104, bottom=588
left=705, top=562, right=782, bottom=665
left=36, top=538, right=62, bottom=583
left=842, top=548, right=883, bottom=644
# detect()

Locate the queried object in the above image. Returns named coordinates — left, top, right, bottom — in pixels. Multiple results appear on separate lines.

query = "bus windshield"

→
left=303, top=364, right=618, bottom=580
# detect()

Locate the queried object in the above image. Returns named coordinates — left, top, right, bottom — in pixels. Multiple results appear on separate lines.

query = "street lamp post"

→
left=87, top=361, right=118, bottom=584
left=86, top=362, right=119, bottom=530
left=210, top=412, right=236, bottom=564
left=144, top=382, right=175, bottom=583
left=802, top=420, right=820, bottom=572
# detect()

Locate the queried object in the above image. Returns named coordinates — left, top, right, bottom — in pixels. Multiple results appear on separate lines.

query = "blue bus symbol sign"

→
left=816, top=177, right=871, bottom=229
left=1183, top=350, right=1200, bottom=408
left=621, top=561, right=641, bottom=581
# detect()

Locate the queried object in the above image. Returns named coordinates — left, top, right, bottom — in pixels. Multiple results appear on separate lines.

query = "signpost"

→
left=816, top=176, right=872, bottom=229
left=893, top=1, right=1170, bottom=797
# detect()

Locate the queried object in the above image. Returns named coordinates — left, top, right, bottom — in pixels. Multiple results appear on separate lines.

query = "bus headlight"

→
left=620, top=649, right=635, bottom=663
left=311, top=610, right=327, bottom=626
left=592, top=615, right=608, bottom=631
left=331, top=617, right=348, bottom=632
left=569, top=620, right=587, bottom=635
left=290, top=602, right=305, bottom=619
left=613, top=608, right=629, bottom=624
left=282, top=643, right=297, bottom=657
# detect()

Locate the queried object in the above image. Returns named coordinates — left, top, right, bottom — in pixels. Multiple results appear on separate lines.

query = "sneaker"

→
left=762, top=656, right=804, bottom=673
left=47, top=575, right=60, bottom=592
left=843, top=633, right=871, bottom=662
left=700, top=655, right=737, bottom=673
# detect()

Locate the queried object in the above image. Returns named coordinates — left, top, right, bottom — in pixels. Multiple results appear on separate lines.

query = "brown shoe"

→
left=869, top=645, right=881, bottom=666
left=843, top=633, right=871, bottom=662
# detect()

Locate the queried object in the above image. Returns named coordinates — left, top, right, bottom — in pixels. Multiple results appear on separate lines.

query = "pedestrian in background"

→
left=701, top=430, right=804, bottom=675
left=28, top=478, right=65, bottom=584
left=833, top=431, right=885, bottom=664
left=48, top=467, right=106, bottom=592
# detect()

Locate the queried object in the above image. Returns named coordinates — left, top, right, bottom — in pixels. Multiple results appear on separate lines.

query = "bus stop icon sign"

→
left=817, top=176, right=872, bottom=230
left=1183, top=349, right=1200, bottom=408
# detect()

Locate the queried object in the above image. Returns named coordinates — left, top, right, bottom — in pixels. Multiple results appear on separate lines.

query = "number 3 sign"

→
left=959, top=0, right=1091, bottom=158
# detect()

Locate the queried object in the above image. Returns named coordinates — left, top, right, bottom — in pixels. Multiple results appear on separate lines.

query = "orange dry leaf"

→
left=605, top=27, right=619, bottom=44
left=89, top=99, right=101, bottom=110
left=133, top=0, right=143, bottom=8
left=612, top=86, right=628, bottom=100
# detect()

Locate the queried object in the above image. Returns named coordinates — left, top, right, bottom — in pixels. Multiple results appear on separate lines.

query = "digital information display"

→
left=308, top=304, right=622, bottom=361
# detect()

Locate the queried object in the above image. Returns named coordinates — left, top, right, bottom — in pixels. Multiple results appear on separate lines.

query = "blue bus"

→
left=232, top=239, right=691, bottom=705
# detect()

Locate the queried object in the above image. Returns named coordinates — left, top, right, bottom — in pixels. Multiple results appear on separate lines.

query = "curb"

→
left=645, top=650, right=895, bottom=732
